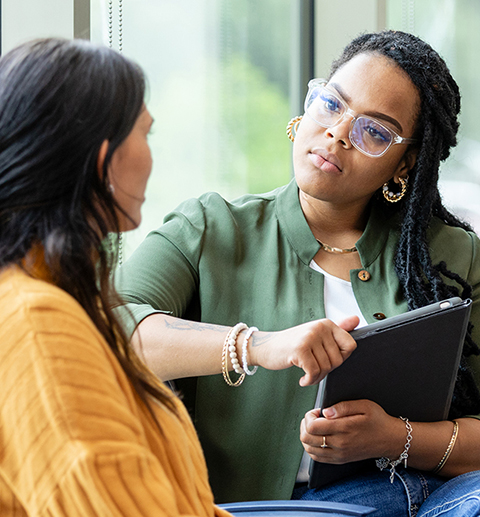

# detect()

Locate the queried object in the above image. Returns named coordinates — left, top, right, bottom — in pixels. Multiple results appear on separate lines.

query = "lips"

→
left=308, top=148, right=342, bottom=174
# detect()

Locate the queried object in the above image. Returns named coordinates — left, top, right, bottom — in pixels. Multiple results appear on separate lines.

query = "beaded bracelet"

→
left=221, top=323, right=247, bottom=387
left=376, top=416, right=413, bottom=483
left=242, top=326, right=258, bottom=376
left=432, top=420, right=459, bottom=474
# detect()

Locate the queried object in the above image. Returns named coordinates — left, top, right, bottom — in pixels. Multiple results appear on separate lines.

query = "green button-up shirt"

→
left=117, top=179, right=480, bottom=503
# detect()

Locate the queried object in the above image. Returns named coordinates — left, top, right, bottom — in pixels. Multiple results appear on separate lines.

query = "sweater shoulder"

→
left=0, top=267, right=91, bottom=324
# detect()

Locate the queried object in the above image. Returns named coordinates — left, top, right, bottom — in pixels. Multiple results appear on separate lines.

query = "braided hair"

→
left=330, top=30, right=480, bottom=418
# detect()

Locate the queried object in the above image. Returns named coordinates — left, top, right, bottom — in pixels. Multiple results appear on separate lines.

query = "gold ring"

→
left=320, top=436, right=328, bottom=449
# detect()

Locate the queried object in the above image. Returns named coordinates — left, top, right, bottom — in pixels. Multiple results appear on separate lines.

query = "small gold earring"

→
left=383, top=176, right=408, bottom=203
left=286, top=115, right=302, bottom=142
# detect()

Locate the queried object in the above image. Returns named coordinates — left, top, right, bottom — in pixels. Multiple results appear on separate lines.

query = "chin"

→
left=295, top=168, right=324, bottom=193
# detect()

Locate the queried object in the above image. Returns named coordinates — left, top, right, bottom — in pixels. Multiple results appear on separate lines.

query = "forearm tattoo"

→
left=250, top=333, right=273, bottom=347
left=163, top=318, right=228, bottom=333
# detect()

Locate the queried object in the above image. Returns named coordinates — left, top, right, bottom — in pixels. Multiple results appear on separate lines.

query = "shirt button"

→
left=358, top=270, right=371, bottom=281
left=373, top=312, right=386, bottom=320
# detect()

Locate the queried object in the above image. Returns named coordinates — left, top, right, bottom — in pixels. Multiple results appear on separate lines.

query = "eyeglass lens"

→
left=306, top=86, right=393, bottom=156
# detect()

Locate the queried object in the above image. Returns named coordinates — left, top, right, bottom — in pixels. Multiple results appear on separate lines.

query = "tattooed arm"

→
left=116, top=213, right=358, bottom=383
left=132, top=313, right=359, bottom=383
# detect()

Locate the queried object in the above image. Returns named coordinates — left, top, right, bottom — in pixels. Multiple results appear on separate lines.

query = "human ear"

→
left=393, top=146, right=418, bottom=183
left=96, top=140, right=109, bottom=178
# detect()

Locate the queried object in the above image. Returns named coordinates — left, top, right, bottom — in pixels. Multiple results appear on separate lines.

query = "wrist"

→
left=384, top=415, right=410, bottom=459
left=236, top=329, right=248, bottom=367
left=245, top=330, right=264, bottom=367
left=376, top=416, right=413, bottom=483
left=221, top=323, right=248, bottom=387
left=240, top=326, right=258, bottom=375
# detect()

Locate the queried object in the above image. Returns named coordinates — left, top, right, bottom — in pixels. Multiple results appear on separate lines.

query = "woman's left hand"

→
left=300, top=399, right=406, bottom=464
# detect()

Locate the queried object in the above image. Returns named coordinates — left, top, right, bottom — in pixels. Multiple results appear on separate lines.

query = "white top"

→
left=296, top=260, right=368, bottom=483
left=309, top=261, right=369, bottom=328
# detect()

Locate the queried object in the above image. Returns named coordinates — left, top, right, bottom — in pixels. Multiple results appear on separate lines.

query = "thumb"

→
left=322, top=400, right=366, bottom=419
left=337, top=315, right=360, bottom=332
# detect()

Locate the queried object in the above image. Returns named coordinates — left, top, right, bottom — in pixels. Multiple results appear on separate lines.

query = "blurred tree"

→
left=218, top=55, right=291, bottom=194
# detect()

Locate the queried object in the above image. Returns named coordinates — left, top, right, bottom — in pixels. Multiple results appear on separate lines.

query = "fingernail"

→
left=323, top=407, right=336, bottom=418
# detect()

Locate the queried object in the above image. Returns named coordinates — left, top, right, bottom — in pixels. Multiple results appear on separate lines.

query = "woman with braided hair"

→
left=117, top=31, right=480, bottom=515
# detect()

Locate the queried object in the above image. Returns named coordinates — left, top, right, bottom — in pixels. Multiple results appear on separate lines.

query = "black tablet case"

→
left=308, top=297, right=472, bottom=489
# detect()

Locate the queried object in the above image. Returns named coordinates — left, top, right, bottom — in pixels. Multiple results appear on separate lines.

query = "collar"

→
left=276, top=179, right=395, bottom=267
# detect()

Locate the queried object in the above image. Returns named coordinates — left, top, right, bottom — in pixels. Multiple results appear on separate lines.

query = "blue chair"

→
left=219, top=500, right=376, bottom=516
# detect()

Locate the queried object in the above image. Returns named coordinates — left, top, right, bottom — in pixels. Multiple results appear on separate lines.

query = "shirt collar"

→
left=276, top=178, right=394, bottom=267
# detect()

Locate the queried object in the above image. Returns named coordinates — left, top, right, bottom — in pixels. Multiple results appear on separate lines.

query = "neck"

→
left=299, top=191, right=370, bottom=245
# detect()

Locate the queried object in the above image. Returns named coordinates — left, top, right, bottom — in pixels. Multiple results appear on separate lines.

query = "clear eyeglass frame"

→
left=304, top=79, right=417, bottom=158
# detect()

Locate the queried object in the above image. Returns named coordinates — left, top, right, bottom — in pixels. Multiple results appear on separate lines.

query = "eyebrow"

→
left=330, top=82, right=404, bottom=133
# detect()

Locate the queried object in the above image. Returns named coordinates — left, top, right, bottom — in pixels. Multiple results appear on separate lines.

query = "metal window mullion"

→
left=290, top=0, right=315, bottom=118
left=74, top=0, right=90, bottom=40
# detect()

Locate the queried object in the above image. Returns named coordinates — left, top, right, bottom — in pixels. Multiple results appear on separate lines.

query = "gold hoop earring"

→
left=286, top=115, right=302, bottom=142
left=383, top=176, right=408, bottom=203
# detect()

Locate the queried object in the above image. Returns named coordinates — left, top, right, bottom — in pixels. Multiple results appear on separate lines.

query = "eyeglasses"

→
left=304, top=79, right=416, bottom=158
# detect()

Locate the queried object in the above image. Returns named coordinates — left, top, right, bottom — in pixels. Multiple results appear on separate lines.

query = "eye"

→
left=358, top=118, right=391, bottom=144
left=319, top=91, right=342, bottom=114
left=366, top=125, right=389, bottom=142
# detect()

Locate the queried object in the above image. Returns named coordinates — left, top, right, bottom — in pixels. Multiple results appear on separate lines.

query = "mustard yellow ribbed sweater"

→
left=0, top=266, right=231, bottom=517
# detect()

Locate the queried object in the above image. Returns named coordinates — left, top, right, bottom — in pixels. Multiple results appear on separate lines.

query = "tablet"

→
left=308, top=297, right=472, bottom=489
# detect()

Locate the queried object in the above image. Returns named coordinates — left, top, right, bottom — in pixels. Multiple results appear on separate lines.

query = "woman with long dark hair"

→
left=0, top=38, right=232, bottom=516
left=117, top=31, right=480, bottom=515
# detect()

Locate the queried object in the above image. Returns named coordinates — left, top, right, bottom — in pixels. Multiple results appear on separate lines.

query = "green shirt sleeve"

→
left=115, top=198, right=207, bottom=337
left=428, top=220, right=480, bottom=420
left=464, top=230, right=480, bottom=418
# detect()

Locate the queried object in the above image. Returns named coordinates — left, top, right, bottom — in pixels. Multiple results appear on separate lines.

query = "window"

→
left=91, top=0, right=295, bottom=257
left=386, top=0, right=480, bottom=231
left=3, top=0, right=477, bottom=247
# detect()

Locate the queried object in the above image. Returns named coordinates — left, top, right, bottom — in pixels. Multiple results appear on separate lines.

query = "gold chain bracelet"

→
left=432, top=420, right=459, bottom=474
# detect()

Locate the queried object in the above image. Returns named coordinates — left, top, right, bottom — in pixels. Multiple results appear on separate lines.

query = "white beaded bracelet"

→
left=222, top=322, right=247, bottom=387
left=242, top=326, right=258, bottom=376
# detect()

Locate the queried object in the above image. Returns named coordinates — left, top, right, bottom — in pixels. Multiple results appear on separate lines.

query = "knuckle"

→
left=303, top=443, right=315, bottom=455
left=299, top=426, right=308, bottom=441
left=296, top=340, right=311, bottom=355
left=335, top=400, right=349, bottom=414
left=312, top=319, right=330, bottom=336
left=303, top=418, right=317, bottom=435
left=330, top=355, right=344, bottom=369
left=318, top=371, right=327, bottom=382
left=321, top=358, right=332, bottom=373
left=308, top=363, right=321, bottom=377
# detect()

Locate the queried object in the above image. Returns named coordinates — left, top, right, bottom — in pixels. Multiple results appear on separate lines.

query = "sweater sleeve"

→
left=0, top=272, right=229, bottom=517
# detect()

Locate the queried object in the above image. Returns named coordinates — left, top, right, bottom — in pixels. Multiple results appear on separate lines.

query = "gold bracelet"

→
left=221, top=323, right=247, bottom=387
left=432, top=420, right=459, bottom=474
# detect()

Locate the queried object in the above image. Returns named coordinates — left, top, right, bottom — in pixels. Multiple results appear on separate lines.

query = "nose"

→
left=325, top=113, right=353, bottom=149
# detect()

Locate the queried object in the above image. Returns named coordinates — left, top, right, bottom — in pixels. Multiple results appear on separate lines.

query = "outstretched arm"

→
left=132, top=313, right=359, bottom=384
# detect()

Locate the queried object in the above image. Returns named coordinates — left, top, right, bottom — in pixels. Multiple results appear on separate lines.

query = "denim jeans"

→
left=291, top=468, right=480, bottom=517
left=417, top=470, right=480, bottom=516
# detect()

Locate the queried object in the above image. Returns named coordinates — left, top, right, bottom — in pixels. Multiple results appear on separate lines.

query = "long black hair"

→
left=0, top=38, right=175, bottom=418
left=330, top=30, right=480, bottom=418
